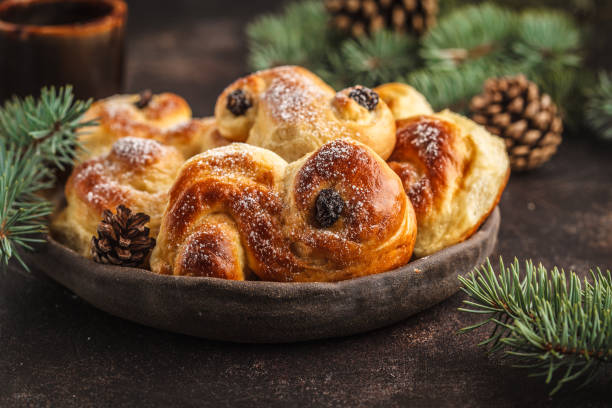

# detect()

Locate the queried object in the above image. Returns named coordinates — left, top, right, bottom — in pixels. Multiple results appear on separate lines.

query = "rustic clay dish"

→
left=21, top=207, right=500, bottom=343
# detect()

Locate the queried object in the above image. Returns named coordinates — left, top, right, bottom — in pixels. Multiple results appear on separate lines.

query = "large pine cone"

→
left=325, top=0, right=438, bottom=37
left=470, top=75, right=563, bottom=172
left=91, top=205, right=156, bottom=268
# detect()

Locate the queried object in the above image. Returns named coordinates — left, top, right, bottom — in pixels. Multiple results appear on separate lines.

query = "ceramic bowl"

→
left=20, top=207, right=500, bottom=343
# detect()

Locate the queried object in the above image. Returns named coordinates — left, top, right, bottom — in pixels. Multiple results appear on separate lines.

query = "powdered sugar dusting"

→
left=179, top=228, right=234, bottom=277
left=411, top=121, right=441, bottom=161
left=73, top=161, right=125, bottom=210
left=263, top=68, right=341, bottom=142
left=72, top=137, right=172, bottom=211
left=183, top=239, right=213, bottom=268
left=293, top=139, right=399, bottom=243
left=110, top=137, right=164, bottom=165
left=296, top=140, right=356, bottom=189
left=231, top=186, right=284, bottom=267
left=163, top=139, right=408, bottom=281
left=96, top=95, right=202, bottom=152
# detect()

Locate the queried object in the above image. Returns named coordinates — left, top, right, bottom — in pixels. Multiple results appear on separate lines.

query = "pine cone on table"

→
left=91, top=205, right=156, bottom=268
left=325, top=0, right=438, bottom=37
left=470, top=74, right=563, bottom=172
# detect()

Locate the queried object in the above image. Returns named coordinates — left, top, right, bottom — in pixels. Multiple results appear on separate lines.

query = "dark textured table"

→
left=2, top=1, right=611, bottom=406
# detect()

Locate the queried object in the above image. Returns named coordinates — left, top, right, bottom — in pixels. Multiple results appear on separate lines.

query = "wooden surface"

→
left=1, top=1, right=611, bottom=406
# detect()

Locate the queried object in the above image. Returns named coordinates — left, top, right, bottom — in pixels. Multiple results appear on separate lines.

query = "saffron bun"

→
left=374, top=83, right=434, bottom=120
left=78, top=92, right=229, bottom=161
left=387, top=110, right=509, bottom=257
left=214, top=65, right=396, bottom=162
left=52, top=137, right=184, bottom=257
left=150, top=138, right=417, bottom=282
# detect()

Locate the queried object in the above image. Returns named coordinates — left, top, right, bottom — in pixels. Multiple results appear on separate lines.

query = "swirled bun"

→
left=79, top=92, right=229, bottom=161
left=387, top=110, right=509, bottom=257
left=52, top=137, right=184, bottom=257
left=150, top=138, right=416, bottom=282
left=374, top=83, right=434, bottom=120
left=214, top=66, right=396, bottom=162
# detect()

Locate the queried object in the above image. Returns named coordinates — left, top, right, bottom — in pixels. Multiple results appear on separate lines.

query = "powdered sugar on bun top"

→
left=214, top=66, right=397, bottom=162
left=150, top=139, right=416, bottom=282
left=109, top=137, right=165, bottom=166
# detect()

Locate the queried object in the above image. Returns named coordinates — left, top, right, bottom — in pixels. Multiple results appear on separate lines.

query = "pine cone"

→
left=325, top=0, right=438, bottom=37
left=470, top=75, right=563, bottom=172
left=91, top=205, right=156, bottom=268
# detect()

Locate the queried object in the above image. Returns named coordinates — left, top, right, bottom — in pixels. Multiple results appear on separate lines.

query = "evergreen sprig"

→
left=0, top=86, right=92, bottom=270
left=585, top=71, right=612, bottom=141
left=459, top=258, right=611, bottom=395
left=513, top=10, right=581, bottom=73
left=420, top=4, right=517, bottom=70
left=247, top=1, right=331, bottom=74
left=328, top=30, right=418, bottom=89
left=247, top=1, right=585, bottom=121
left=406, top=63, right=503, bottom=111
left=0, top=86, right=93, bottom=170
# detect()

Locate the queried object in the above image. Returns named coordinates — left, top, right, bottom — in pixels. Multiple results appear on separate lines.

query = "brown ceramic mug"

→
left=0, top=0, right=126, bottom=102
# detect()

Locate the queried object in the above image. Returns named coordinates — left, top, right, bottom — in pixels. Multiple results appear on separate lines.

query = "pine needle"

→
left=420, top=4, right=517, bottom=70
left=332, top=30, right=418, bottom=87
left=246, top=2, right=587, bottom=126
left=247, top=1, right=331, bottom=73
left=0, top=86, right=92, bottom=270
left=585, top=71, right=612, bottom=141
left=459, top=258, right=612, bottom=395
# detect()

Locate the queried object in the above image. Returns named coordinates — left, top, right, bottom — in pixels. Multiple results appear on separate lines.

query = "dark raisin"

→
left=315, top=189, right=345, bottom=228
left=226, top=89, right=252, bottom=116
left=135, top=89, right=153, bottom=109
left=348, top=86, right=379, bottom=111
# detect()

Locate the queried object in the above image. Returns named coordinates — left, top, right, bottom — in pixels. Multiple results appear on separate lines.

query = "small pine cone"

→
left=325, top=0, right=438, bottom=38
left=470, top=75, right=563, bottom=172
left=91, top=205, right=156, bottom=268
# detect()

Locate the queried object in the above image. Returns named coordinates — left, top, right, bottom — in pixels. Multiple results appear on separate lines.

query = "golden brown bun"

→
left=196, top=117, right=232, bottom=152
left=214, top=66, right=396, bottom=162
left=79, top=93, right=229, bottom=161
left=150, top=138, right=416, bottom=282
left=388, top=110, right=509, bottom=257
left=374, top=83, right=434, bottom=120
left=52, top=137, right=184, bottom=257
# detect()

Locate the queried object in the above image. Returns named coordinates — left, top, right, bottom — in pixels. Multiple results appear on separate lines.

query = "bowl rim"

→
left=41, top=207, right=501, bottom=293
left=24, top=207, right=500, bottom=342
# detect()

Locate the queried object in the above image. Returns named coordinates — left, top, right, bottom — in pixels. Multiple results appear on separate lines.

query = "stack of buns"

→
left=52, top=66, right=509, bottom=282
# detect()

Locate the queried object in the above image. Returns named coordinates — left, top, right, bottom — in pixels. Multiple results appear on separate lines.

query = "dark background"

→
left=2, top=1, right=612, bottom=407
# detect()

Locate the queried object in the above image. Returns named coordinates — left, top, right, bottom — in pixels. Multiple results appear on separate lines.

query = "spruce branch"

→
left=512, top=9, right=582, bottom=116
left=247, top=1, right=587, bottom=128
left=406, top=61, right=522, bottom=111
left=0, top=144, right=54, bottom=269
left=0, top=86, right=94, bottom=170
left=459, top=258, right=612, bottom=395
left=513, top=10, right=581, bottom=73
left=420, top=4, right=517, bottom=70
left=332, top=30, right=419, bottom=87
left=247, top=1, right=332, bottom=73
left=585, top=71, right=612, bottom=141
left=247, top=2, right=420, bottom=90
left=0, top=86, right=92, bottom=270
left=414, top=4, right=584, bottom=115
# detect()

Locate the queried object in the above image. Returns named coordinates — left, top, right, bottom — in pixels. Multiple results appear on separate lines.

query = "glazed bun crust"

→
left=374, top=83, right=434, bottom=120
left=150, top=139, right=416, bottom=282
left=214, top=66, right=396, bottom=162
left=79, top=93, right=229, bottom=161
left=52, top=137, right=184, bottom=257
left=388, top=110, right=509, bottom=257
